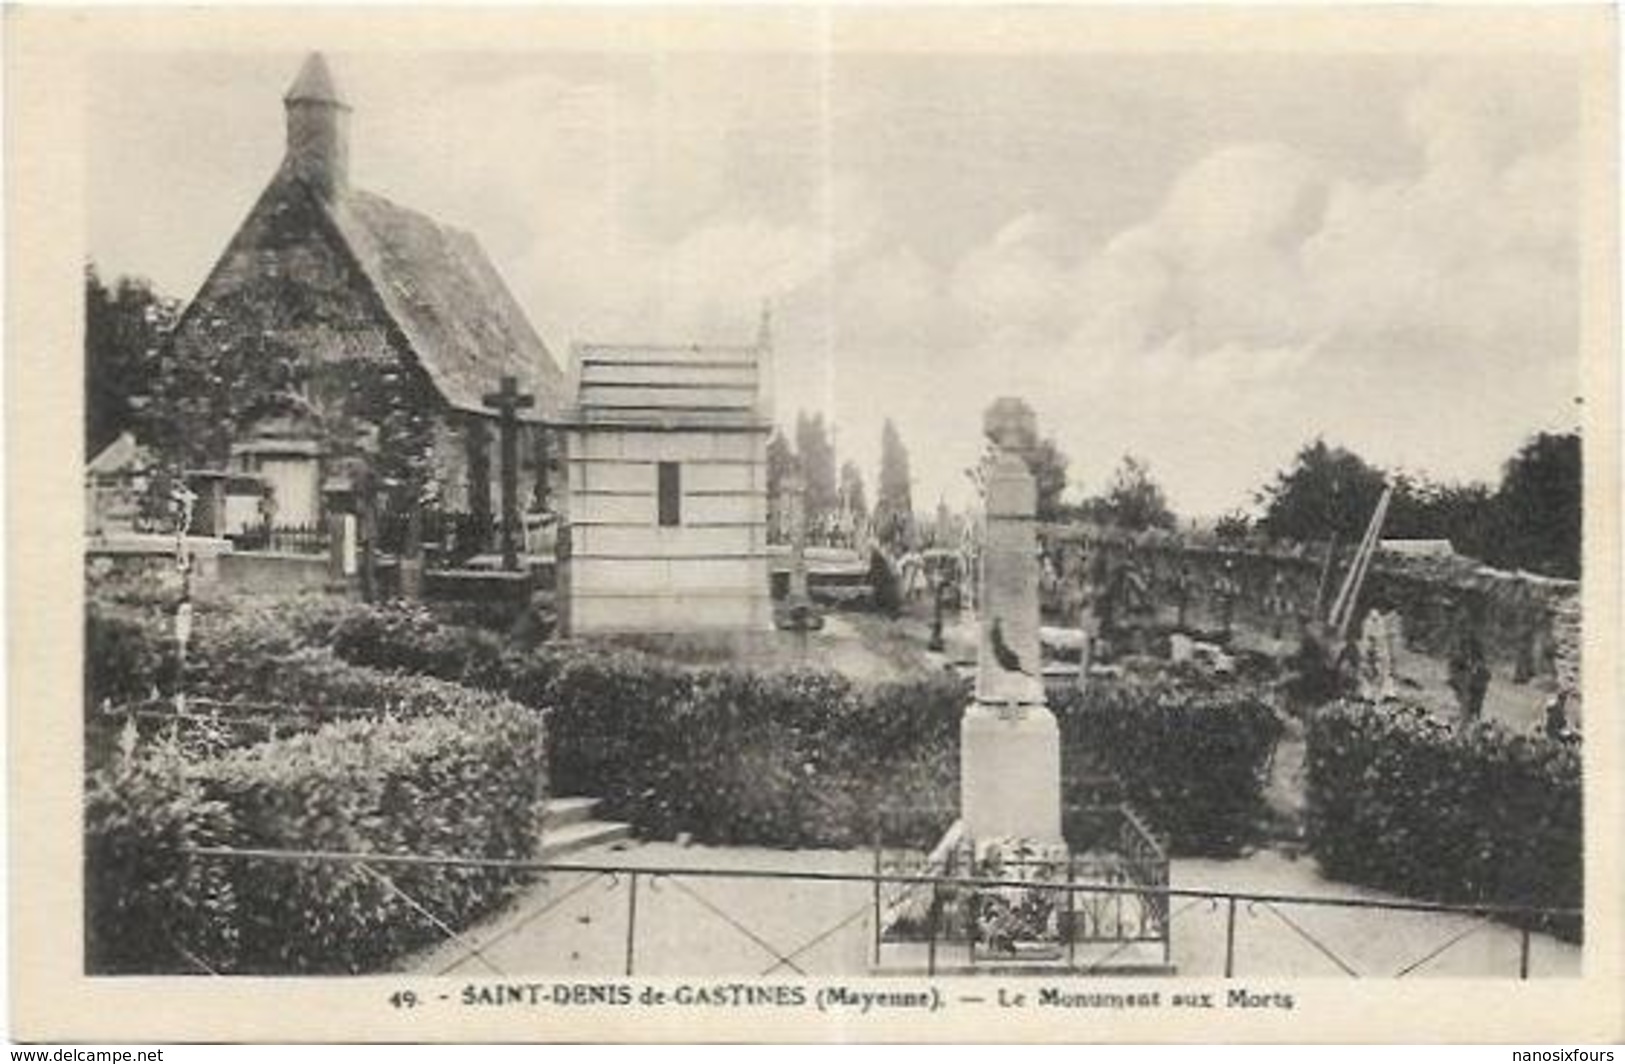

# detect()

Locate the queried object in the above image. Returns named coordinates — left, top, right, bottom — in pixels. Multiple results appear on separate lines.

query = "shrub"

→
left=85, top=602, right=175, bottom=707
left=201, top=698, right=546, bottom=973
left=867, top=549, right=901, bottom=617
left=85, top=694, right=547, bottom=974
left=84, top=592, right=357, bottom=712
left=85, top=746, right=238, bottom=973
left=198, top=647, right=508, bottom=720
left=1052, top=673, right=1283, bottom=856
left=301, top=597, right=1277, bottom=855
left=543, top=651, right=962, bottom=849
left=1306, top=700, right=1581, bottom=938
left=330, top=601, right=509, bottom=686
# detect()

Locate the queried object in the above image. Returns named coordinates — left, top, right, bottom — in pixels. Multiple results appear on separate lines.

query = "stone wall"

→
left=217, top=551, right=333, bottom=594
left=1039, top=525, right=1580, bottom=682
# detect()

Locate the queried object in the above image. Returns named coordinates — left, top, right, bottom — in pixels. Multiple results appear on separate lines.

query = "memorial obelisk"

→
left=961, top=399, right=1063, bottom=845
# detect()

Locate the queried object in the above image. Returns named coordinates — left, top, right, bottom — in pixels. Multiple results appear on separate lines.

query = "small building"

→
left=85, top=431, right=156, bottom=536
left=559, top=329, right=773, bottom=632
left=160, top=52, right=564, bottom=547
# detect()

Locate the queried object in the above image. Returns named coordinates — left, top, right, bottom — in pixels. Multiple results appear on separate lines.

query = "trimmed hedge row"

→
left=1059, top=675, right=1287, bottom=857
left=545, top=657, right=964, bottom=848
left=1054, top=674, right=1284, bottom=856
left=319, top=602, right=1282, bottom=855
left=1307, top=700, right=1581, bottom=937
left=86, top=695, right=547, bottom=974
left=86, top=595, right=519, bottom=765
left=85, top=747, right=240, bottom=973
left=85, top=594, right=361, bottom=710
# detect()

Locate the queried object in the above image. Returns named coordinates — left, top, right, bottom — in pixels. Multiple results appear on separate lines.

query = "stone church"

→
left=166, top=53, right=564, bottom=539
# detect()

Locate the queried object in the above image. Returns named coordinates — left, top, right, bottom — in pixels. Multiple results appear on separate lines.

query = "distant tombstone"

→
left=1357, top=609, right=1396, bottom=701
left=777, top=463, right=821, bottom=631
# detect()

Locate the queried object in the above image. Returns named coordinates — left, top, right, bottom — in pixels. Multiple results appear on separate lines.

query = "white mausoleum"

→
left=558, top=326, right=773, bottom=633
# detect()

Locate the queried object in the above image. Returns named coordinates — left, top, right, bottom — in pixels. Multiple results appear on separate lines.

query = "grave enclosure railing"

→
left=168, top=845, right=1575, bottom=980
left=231, top=522, right=330, bottom=556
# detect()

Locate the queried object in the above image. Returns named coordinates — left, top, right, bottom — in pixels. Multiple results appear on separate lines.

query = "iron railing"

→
left=174, top=845, right=1579, bottom=980
left=232, top=523, right=330, bottom=556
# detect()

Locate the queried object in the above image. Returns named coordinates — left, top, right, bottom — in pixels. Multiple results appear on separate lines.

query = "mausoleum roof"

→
left=564, top=341, right=769, bottom=431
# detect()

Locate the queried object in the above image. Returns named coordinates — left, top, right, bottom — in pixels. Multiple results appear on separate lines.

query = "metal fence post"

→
left=926, top=883, right=940, bottom=977
left=1224, top=896, right=1238, bottom=978
left=871, top=824, right=883, bottom=967
left=1066, top=854, right=1077, bottom=969
left=624, top=872, right=639, bottom=977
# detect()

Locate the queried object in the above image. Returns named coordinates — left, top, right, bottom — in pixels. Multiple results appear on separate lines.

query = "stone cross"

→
left=483, top=375, right=535, bottom=571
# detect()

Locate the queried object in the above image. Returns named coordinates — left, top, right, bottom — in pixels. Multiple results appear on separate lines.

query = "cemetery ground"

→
left=84, top=562, right=1581, bottom=979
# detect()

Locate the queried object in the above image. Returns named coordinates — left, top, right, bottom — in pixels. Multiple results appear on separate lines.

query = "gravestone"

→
left=960, top=400, right=1062, bottom=844
left=776, top=462, right=821, bottom=631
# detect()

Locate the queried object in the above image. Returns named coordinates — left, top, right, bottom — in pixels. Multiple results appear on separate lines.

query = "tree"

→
left=838, top=459, right=868, bottom=523
left=766, top=431, right=795, bottom=542
left=85, top=265, right=179, bottom=456
left=1213, top=510, right=1253, bottom=543
left=793, top=411, right=839, bottom=526
left=875, top=418, right=914, bottom=549
left=1492, top=431, right=1580, bottom=579
left=1028, top=437, right=1070, bottom=522
left=1082, top=454, right=1176, bottom=532
left=1256, top=439, right=1387, bottom=543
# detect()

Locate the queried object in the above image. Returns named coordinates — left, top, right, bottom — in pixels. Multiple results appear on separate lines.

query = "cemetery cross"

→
left=483, top=375, right=535, bottom=571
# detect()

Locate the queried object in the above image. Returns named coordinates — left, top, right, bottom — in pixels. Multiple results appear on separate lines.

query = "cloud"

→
left=897, top=63, right=1579, bottom=513
left=91, top=53, right=1581, bottom=519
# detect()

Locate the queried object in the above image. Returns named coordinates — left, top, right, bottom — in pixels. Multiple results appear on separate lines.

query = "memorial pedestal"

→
left=960, top=702, right=1063, bottom=844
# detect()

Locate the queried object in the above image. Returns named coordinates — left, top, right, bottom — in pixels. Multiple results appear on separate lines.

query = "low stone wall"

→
left=85, top=534, right=232, bottom=587
left=218, top=551, right=334, bottom=594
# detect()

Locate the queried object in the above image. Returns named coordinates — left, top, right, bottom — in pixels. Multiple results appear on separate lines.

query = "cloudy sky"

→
left=88, top=46, right=1581, bottom=517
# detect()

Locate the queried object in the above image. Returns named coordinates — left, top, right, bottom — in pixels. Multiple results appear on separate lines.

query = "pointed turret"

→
left=283, top=52, right=350, bottom=199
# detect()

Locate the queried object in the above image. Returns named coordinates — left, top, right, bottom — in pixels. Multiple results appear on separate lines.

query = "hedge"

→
left=328, top=602, right=510, bottom=687
left=96, top=597, right=1279, bottom=857
left=314, top=603, right=1289, bottom=855
left=84, top=746, right=239, bottom=973
left=84, top=593, right=361, bottom=712
left=1306, top=700, right=1581, bottom=938
left=86, top=595, right=519, bottom=764
left=543, top=656, right=964, bottom=848
left=85, top=693, right=547, bottom=974
left=1052, top=673, right=1283, bottom=856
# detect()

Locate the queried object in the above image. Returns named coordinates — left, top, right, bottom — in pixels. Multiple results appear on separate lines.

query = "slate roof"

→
left=565, top=342, right=769, bottom=431
left=321, top=187, right=563, bottom=421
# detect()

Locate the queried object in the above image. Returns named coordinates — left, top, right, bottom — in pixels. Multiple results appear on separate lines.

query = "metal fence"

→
left=178, top=846, right=1578, bottom=980
left=232, top=523, right=330, bottom=556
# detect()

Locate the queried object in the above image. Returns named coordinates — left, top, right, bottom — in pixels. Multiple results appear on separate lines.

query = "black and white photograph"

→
left=9, top=3, right=1622, bottom=1046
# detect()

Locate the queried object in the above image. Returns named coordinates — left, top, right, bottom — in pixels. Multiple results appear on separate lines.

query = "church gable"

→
left=163, top=50, right=565, bottom=486
left=165, top=169, right=413, bottom=463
